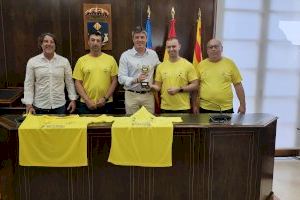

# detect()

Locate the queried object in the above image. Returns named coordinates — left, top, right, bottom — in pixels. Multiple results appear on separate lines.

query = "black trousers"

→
left=199, top=107, right=233, bottom=113
left=33, top=105, right=66, bottom=114
left=77, top=102, right=113, bottom=114
left=160, top=109, right=190, bottom=114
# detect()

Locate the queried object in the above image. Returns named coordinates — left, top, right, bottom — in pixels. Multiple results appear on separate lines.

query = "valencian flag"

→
left=145, top=6, right=152, bottom=48
left=193, top=9, right=203, bottom=67
left=163, top=7, right=176, bottom=61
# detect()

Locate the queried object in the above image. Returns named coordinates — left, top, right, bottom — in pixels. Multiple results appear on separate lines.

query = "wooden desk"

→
left=0, top=114, right=277, bottom=200
left=0, top=88, right=23, bottom=107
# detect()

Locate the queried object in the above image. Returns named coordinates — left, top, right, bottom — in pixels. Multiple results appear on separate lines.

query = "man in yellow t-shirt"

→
left=196, top=39, right=246, bottom=114
left=151, top=38, right=199, bottom=113
left=73, top=31, right=118, bottom=114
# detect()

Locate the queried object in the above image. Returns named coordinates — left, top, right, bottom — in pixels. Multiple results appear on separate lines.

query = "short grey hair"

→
left=132, top=26, right=147, bottom=37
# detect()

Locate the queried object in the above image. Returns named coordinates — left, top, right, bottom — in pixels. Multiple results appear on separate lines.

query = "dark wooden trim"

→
left=275, top=149, right=300, bottom=157
left=0, top=88, right=23, bottom=107
left=0, top=0, right=7, bottom=88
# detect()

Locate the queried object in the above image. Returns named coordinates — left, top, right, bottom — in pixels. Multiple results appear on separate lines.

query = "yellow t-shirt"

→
left=197, top=57, right=242, bottom=111
left=108, top=107, right=182, bottom=167
left=155, top=58, right=198, bottom=110
left=18, top=114, right=114, bottom=167
left=73, top=53, right=118, bottom=103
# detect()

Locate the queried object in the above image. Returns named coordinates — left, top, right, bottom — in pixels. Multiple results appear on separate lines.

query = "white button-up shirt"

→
left=22, top=53, right=77, bottom=109
left=118, top=48, right=160, bottom=91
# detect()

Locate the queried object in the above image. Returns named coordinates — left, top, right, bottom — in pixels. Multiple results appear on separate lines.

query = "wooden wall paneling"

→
left=68, top=0, right=87, bottom=66
left=0, top=0, right=6, bottom=88
left=0, top=127, right=15, bottom=200
left=207, top=128, right=259, bottom=200
left=193, top=127, right=205, bottom=200
left=2, top=0, right=67, bottom=86
left=18, top=167, right=70, bottom=200
left=200, top=0, right=217, bottom=58
left=88, top=134, right=131, bottom=199
left=109, top=0, right=137, bottom=60
left=58, top=0, right=73, bottom=65
left=151, top=130, right=195, bottom=200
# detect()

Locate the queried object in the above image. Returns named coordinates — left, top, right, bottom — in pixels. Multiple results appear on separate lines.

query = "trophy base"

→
left=141, top=81, right=149, bottom=89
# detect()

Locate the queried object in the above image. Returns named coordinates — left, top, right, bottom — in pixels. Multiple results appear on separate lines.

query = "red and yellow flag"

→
left=163, top=8, right=177, bottom=61
left=193, top=12, right=202, bottom=67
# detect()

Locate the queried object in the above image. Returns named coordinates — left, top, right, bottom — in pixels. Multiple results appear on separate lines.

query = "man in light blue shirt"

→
left=118, top=26, right=160, bottom=114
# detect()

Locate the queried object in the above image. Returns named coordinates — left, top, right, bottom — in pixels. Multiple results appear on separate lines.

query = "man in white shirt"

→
left=22, top=33, right=77, bottom=114
left=118, top=26, right=160, bottom=114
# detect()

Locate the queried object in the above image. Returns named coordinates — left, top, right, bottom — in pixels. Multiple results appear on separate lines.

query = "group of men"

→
left=22, top=26, right=246, bottom=115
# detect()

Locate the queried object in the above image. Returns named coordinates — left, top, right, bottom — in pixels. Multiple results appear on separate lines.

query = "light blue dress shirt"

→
left=118, top=48, right=160, bottom=91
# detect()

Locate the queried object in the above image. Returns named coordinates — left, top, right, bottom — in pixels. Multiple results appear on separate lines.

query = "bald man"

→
left=151, top=37, right=199, bottom=113
left=196, top=39, right=246, bottom=114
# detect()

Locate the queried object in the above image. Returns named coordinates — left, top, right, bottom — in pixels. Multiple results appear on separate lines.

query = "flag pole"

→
left=147, top=5, right=151, bottom=19
left=198, top=8, right=201, bottom=20
left=171, top=7, right=175, bottom=19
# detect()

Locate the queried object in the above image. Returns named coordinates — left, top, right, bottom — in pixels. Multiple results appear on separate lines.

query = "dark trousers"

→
left=33, top=105, right=66, bottom=114
left=77, top=102, right=113, bottom=114
left=199, top=107, right=234, bottom=113
left=160, top=109, right=190, bottom=114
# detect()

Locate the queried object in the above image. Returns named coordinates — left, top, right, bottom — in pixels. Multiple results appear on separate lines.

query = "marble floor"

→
left=272, top=157, right=300, bottom=200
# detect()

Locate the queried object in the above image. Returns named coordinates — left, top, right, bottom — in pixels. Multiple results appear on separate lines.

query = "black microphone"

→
left=199, top=98, right=231, bottom=123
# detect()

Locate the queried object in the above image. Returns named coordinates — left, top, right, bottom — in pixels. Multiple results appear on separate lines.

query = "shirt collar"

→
left=131, top=47, right=149, bottom=56
left=40, top=52, right=57, bottom=61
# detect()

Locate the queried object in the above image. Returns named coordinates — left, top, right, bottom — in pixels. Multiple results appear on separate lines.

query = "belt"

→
left=127, top=90, right=150, bottom=94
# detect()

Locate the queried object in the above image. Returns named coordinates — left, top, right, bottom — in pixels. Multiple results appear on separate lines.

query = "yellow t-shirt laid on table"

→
left=18, top=114, right=114, bottom=167
left=108, top=107, right=182, bottom=167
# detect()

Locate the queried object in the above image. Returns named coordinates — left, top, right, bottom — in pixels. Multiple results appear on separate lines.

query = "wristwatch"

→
left=104, top=97, right=109, bottom=102
left=179, top=87, right=184, bottom=93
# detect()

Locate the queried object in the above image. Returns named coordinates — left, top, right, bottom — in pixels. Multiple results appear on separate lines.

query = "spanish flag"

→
left=193, top=9, right=203, bottom=67
left=163, top=8, right=176, bottom=61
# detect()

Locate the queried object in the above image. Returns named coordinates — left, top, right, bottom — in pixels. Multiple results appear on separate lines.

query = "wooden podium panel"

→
left=0, top=114, right=277, bottom=200
left=0, top=88, right=23, bottom=107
